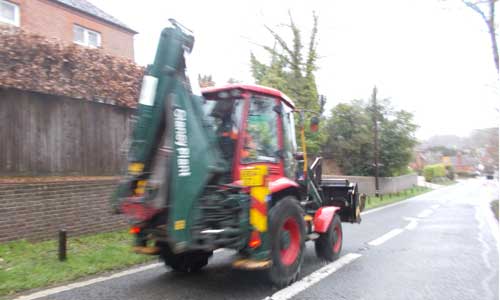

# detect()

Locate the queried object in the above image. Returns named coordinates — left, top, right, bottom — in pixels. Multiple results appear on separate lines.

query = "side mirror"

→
left=310, top=116, right=320, bottom=132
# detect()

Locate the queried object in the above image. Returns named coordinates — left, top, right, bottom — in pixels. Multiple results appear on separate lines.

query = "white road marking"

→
left=368, top=228, right=404, bottom=246
left=405, top=219, right=418, bottom=230
left=264, top=253, right=362, bottom=300
left=14, top=249, right=228, bottom=300
left=14, top=262, right=163, bottom=300
left=417, top=209, right=434, bottom=218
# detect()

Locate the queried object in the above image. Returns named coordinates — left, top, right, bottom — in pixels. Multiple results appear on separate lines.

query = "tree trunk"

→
left=488, top=0, right=499, bottom=74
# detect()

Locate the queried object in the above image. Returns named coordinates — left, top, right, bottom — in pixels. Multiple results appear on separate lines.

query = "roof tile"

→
left=52, top=0, right=136, bottom=33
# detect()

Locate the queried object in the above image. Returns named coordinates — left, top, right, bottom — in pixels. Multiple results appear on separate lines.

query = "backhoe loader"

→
left=112, top=19, right=364, bottom=287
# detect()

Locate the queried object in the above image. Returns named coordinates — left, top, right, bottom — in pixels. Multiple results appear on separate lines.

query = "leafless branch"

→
left=463, top=0, right=499, bottom=74
left=464, top=1, right=489, bottom=24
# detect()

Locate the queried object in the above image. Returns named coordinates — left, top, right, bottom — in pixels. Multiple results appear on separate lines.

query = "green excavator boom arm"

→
left=111, top=20, right=231, bottom=248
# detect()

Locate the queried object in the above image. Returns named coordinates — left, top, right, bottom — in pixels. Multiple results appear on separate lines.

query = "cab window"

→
left=282, top=103, right=297, bottom=178
left=242, top=95, right=279, bottom=163
left=202, top=98, right=244, bottom=161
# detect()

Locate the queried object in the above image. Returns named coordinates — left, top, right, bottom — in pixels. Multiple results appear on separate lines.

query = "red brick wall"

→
left=8, top=0, right=134, bottom=59
left=0, top=179, right=127, bottom=242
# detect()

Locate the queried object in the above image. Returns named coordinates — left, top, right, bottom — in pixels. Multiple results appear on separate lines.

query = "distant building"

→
left=421, top=151, right=442, bottom=165
left=409, top=151, right=426, bottom=171
left=0, top=0, right=136, bottom=59
left=449, top=152, right=478, bottom=174
left=410, top=148, right=479, bottom=175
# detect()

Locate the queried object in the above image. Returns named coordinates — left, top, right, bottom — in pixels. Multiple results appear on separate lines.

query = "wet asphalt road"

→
left=21, top=179, right=499, bottom=300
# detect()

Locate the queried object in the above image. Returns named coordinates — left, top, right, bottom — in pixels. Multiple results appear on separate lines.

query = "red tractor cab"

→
left=201, top=84, right=364, bottom=285
left=202, top=84, right=300, bottom=194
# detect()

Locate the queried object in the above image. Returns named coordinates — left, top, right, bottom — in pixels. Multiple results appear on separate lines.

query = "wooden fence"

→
left=0, top=88, right=133, bottom=176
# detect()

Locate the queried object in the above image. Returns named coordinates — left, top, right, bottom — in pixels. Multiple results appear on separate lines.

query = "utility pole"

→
left=371, top=86, right=380, bottom=197
left=319, top=94, right=326, bottom=115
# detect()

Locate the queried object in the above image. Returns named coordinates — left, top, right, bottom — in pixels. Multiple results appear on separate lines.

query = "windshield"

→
left=203, top=98, right=244, bottom=134
left=241, top=95, right=279, bottom=164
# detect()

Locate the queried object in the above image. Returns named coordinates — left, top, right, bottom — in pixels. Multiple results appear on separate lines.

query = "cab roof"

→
left=201, top=84, right=296, bottom=109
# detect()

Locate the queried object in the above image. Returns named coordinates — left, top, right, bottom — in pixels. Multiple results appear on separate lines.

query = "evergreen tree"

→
left=250, top=12, right=323, bottom=154
left=324, top=98, right=418, bottom=176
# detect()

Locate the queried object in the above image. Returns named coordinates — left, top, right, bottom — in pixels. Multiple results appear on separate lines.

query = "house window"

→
left=0, top=0, right=20, bottom=26
left=73, top=25, right=101, bottom=48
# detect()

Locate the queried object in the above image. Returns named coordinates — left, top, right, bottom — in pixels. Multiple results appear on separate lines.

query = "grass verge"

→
left=434, top=179, right=457, bottom=186
left=491, top=200, right=499, bottom=221
left=365, top=186, right=432, bottom=210
left=0, top=230, right=153, bottom=298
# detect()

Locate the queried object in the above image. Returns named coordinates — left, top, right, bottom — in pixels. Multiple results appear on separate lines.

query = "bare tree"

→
left=463, top=0, right=499, bottom=74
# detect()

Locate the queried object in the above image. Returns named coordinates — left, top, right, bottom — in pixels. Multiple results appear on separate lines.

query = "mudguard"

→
left=313, top=206, right=341, bottom=233
left=268, top=177, right=300, bottom=194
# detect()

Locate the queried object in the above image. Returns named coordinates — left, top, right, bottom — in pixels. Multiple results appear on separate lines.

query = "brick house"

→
left=449, top=152, right=478, bottom=174
left=409, top=151, right=426, bottom=172
left=0, top=0, right=136, bottom=59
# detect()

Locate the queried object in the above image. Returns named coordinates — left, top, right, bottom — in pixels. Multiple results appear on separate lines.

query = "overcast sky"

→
left=93, top=0, right=499, bottom=140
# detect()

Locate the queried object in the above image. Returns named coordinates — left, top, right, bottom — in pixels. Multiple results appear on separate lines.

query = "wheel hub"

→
left=279, top=217, right=301, bottom=266
left=280, top=231, right=291, bottom=249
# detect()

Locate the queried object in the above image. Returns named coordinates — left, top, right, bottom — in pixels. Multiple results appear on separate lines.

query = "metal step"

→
left=232, top=258, right=271, bottom=270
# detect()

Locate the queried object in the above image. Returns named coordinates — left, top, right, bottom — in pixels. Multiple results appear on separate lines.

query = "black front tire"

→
left=315, top=214, right=342, bottom=261
left=268, top=196, right=306, bottom=287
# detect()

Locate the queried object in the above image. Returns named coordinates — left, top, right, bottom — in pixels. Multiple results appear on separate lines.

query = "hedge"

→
left=0, top=25, right=143, bottom=108
left=423, top=164, right=447, bottom=182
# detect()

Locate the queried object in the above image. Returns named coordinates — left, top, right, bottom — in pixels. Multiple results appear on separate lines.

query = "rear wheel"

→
left=158, top=243, right=212, bottom=273
left=269, top=196, right=305, bottom=287
left=315, top=214, right=342, bottom=261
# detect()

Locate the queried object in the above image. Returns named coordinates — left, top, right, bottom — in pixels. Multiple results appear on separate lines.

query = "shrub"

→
left=0, top=25, right=144, bottom=108
left=423, top=164, right=446, bottom=182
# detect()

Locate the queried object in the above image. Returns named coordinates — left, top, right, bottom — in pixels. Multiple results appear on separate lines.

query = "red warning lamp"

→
left=248, top=230, right=262, bottom=248
left=310, top=116, right=319, bottom=132
left=129, top=226, right=141, bottom=234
